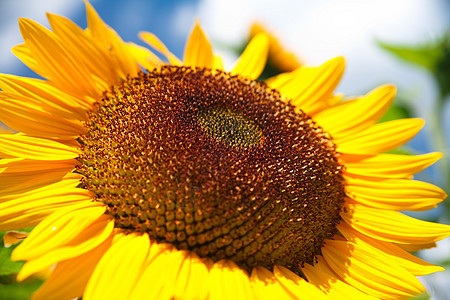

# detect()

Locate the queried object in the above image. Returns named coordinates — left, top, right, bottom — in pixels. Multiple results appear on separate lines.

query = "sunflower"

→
left=1, top=2, right=449, bottom=299
left=249, top=22, right=302, bottom=76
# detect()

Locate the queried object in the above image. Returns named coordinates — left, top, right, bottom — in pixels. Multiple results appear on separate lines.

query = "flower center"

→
left=77, top=66, right=345, bottom=273
left=196, top=107, right=263, bottom=148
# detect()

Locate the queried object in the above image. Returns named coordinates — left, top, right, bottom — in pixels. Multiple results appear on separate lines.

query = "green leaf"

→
left=378, top=102, right=411, bottom=123
left=0, top=229, right=42, bottom=299
left=0, top=277, right=43, bottom=300
left=377, top=39, right=442, bottom=72
left=378, top=32, right=450, bottom=99
left=0, top=232, right=25, bottom=276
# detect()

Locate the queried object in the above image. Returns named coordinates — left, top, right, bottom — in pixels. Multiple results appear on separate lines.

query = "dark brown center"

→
left=76, top=66, right=345, bottom=273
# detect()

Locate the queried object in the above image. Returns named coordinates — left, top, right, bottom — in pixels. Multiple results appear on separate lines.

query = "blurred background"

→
left=0, top=0, right=449, bottom=299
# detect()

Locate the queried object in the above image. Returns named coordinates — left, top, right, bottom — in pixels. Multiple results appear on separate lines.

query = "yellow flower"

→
left=250, top=22, right=302, bottom=73
left=1, top=2, right=449, bottom=299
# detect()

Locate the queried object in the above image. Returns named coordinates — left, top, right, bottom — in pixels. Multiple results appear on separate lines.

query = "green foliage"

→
left=378, top=102, right=411, bottom=123
left=378, top=32, right=450, bottom=99
left=0, top=232, right=25, bottom=277
left=0, top=277, right=43, bottom=300
left=410, top=292, right=430, bottom=300
left=0, top=229, right=42, bottom=299
left=378, top=40, right=441, bottom=72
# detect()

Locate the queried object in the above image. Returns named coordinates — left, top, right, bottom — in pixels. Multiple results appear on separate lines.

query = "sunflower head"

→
left=77, top=65, right=346, bottom=273
left=1, top=2, right=449, bottom=300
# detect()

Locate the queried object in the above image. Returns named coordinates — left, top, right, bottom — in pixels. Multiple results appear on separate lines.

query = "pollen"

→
left=77, top=66, right=346, bottom=273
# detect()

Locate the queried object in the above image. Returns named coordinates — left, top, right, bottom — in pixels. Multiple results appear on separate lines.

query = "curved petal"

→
left=266, top=57, right=345, bottom=115
left=301, top=256, right=378, bottom=300
left=184, top=22, right=214, bottom=68
left=345, top=176, right=446, bottom=211
left=46, top=12, right=116, bottom=92
left=341, top=203, right=450, bottom=245
left=0, top=74, right=90, bottom=116
left=18, top=18, right=101, bottom=99
left=11, top=44, right=41, bottom=77
left=139, top=31, right=182, bottom=65
left=3, top=231, right=28, bottom=247
left=84, top=233, right=151, bottom=300
left=322, top=239, right=425, bottom=299
left=336, top=118, right=424, bottom=155
left=397, top=242, right=437, bottom=252
left=0, top=158, right=77, bottom=198
left=231, top=33, right=269, bottom=80
left=213, top=55, right=224, bottom=70
left=338, top=222, right=444, bottom=276
left=273, top=265, right=327, bottom=299
left=250, top=266, right=297, bottom=299
left=126, top=42, right=162, bottom=70
left=13, top=204, right=113, bottom=281
left=0, top=92, right=85, bottom=139
left=0, top=179, right=91, bottom=231
left=172, top=251, right=210, bottom=300
left=208, top=260, right=255, bottom=300
left=129, top=244, right=185, bottom=300
left=315, top=85, right=395, bottom=139
left=343, top=152, right=443, bottom=179
left=31, top=233, right=113, bottom=300
left=84, top=0, right=142, bottom=79
left=0, top=134, right=79, bottom=160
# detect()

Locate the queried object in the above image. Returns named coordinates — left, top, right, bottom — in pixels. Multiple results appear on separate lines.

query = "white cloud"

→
left=198, top=0, right=448, bottom=98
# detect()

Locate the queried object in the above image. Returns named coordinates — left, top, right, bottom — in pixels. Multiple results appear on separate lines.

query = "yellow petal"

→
left=397, top=242, right=437, bottom=252
left=250, top=266, right=296, bottom=299
left=129, top=244, right=184, bottom=300
left=337, top=118, right=425, bottom=155
left=46, top=12, right=116, bottom=90
left=213, top=55, right=224, bottom=70
left=314, top=85, right=395, bottom=138
left=19, top=18, right=101, bottom=99
left=184, top=22, right=214, bottom=68
left=322, top=239, right=425, bottom=299
left=0, top=73, right=90, bottom=117
left=338, top=222, right=444, bottom=276
left=0, top=134, right=79, bottom=160
left=11, top=44, right=44, bottom=78
left=126, top=42, right=162, bottom=70
left=341, top=203, right=450, bottom=244
left=0, top=179, right=91, bottom=231
left=14, top=204, right=113, bottom=281
left=208, top=260, right=255, bottom=300
left=3, top=231, right=28, bottom=248
left=301, top=256, right=377, bottom=300
left=231, top=33, right=269, bottom=80
left=13, top=203, right=107, bottom=259
left=273, top=265, right=327, bottom=299
left=0, top=92, right=85, bottom=139
left=266, top=57, right=345, bottom=115
left=139, top=31, right=182, bottom=65
left=84, top=233, right=151, bottom=300
left=84, top=0, right=113, bottom=50
left=32, top=233, right=113, bottom=300
left=0, top=158, right=77, bottom=198
left=173, top=251, right=210, bottom=300
left=0, top=178, right=83, bottom=204
left=343, top=152, right=443, bottom=179
left=84, top=0, right=141, bottom=79
left=345, top=175, right=446, bottom=211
